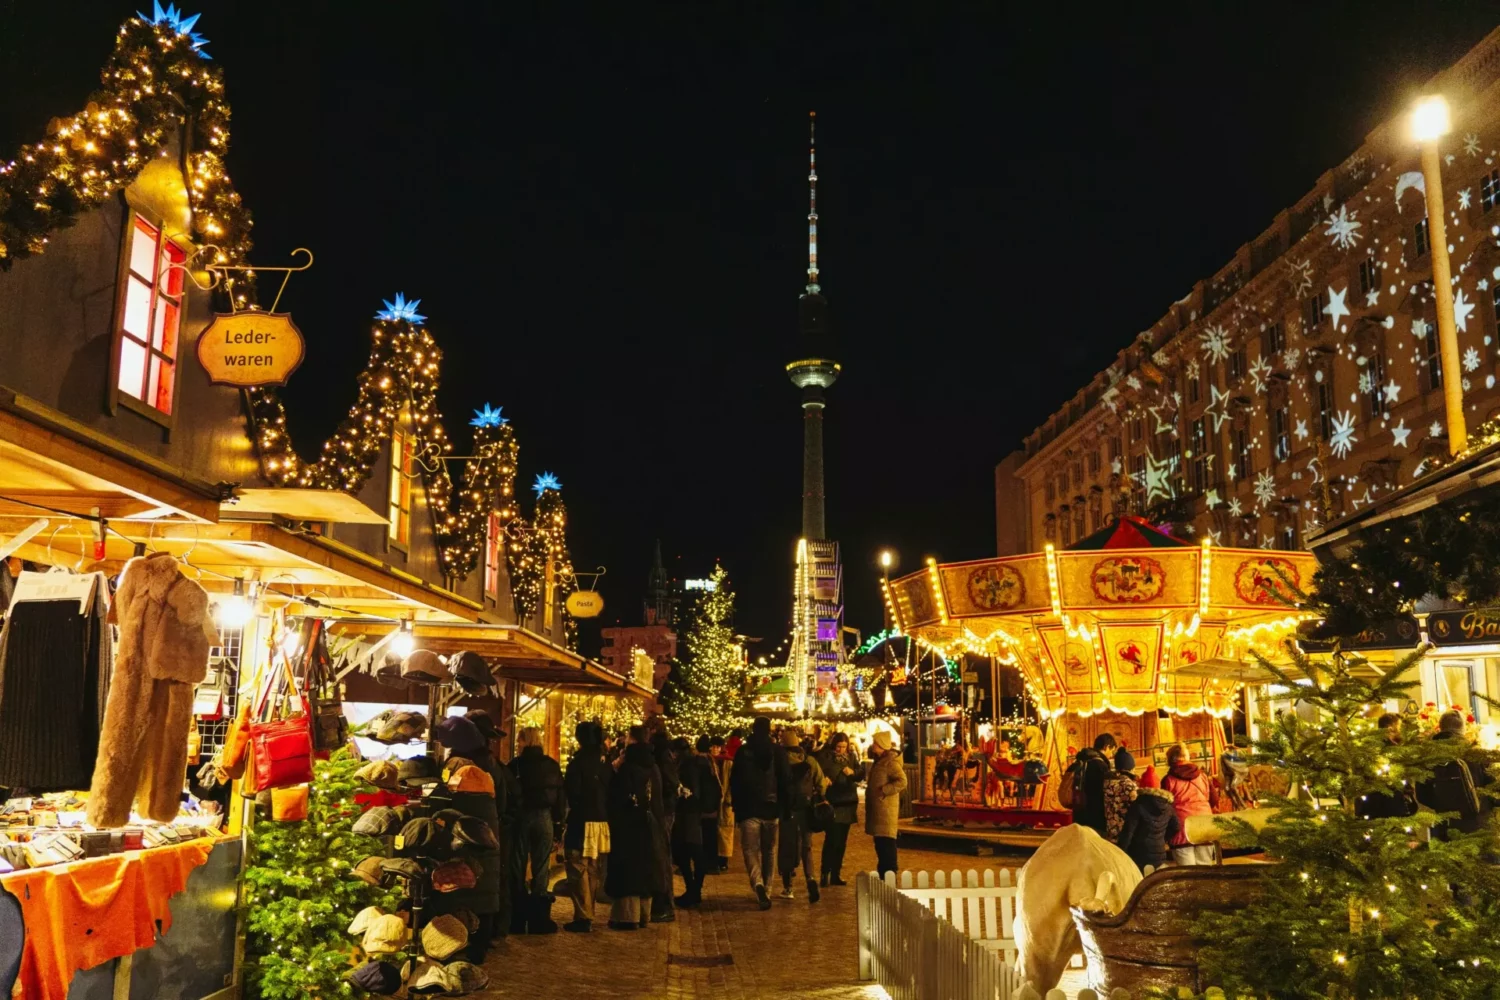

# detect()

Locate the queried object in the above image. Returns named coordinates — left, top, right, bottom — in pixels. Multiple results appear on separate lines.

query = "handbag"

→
left=300, top=618, right=349, bottom=753
left=244, top=639, right=313, bottom=793
left=220, top=699, right=254, bottom=780
left=271, top=784, right=309, bottom=822
left=808, top=794, right=834, bottom=833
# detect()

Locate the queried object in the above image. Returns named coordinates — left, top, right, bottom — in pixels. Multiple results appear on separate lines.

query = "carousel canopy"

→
left=1069, top=515, right=1188, bottom=550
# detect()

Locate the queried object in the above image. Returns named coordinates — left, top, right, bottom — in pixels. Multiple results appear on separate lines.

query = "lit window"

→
left=1413, top=218, right=1430, bottom=258
left=1483, top=169, right=1500, bottom=213
left=116, top=215, right=185, bottom=415
left=544, top=556, right=556, bottom=630
left=485, top=512, right=503, bottom=597
left=388, top=428, right=413, bottom=545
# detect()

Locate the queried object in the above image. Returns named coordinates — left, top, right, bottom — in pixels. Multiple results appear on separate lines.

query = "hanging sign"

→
left=1299, top=615, right=1420, bottom=652
left=195, top=312, right=306, bottom=387
left=565, top=590, right=605, bottom=618
left=1426, top=609, right=1500, bottom=646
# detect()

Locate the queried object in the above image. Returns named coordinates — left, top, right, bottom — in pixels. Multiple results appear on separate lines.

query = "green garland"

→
left=509, top=485, right=575, bottom=637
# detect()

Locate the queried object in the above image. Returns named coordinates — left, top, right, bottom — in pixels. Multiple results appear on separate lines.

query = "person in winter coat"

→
left=672, top=737, right=714, bottom=907
left=816, top=732, right=864, bottom=886
left=729, top=716, right=788, bottom=910
left=562, top=721, right=612, bottom=932
left=702, top=736, right=734, bottom=871
left=865, top=730, right=907, bottom=878
left=1066, top=734, right=1116, bottom=836
left=430, top=715, right=506, bottom=957
left=511, top=727, right=566, bottom=927
left=650, top=733, right=682, bottom=922
left=605, top=726, right=670, bottom=930
left=1161, top=744, right=1218, bottom=865
left=1358, top=713, right=1417, bottom=821
left=1102, top=748, right=1140, bottom=841
left=466, top=710, right=519, bottom=939
left=1116, top=765, right=1179, bottom=871
left=776, top=727, right=827, bottom=902
left=1416, top=710, right=1494, bottom=837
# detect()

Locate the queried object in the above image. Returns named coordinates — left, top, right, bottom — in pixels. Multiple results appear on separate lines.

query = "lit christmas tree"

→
left=662, top=564, right=748, bottom=736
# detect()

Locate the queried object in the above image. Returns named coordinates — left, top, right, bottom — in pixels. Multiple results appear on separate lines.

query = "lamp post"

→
left=879, top=550, right=895, bottom=628
left=1411, top=94, right=1468, bottom=457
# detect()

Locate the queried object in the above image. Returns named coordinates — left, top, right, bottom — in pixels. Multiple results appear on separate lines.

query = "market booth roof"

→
left=883, top=541, right=1319, bottom=717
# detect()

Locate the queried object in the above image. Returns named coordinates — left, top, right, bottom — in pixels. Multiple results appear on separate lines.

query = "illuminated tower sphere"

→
left=786, top=111, right=840, bottom=541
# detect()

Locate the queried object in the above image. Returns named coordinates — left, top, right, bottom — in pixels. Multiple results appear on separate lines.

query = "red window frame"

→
left=388, top=429, right=413, bottom=546
left=115, top=214, right=186, bottom=417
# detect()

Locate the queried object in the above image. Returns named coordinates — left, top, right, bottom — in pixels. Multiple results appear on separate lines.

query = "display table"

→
left=0, top=836, right=240, bottom=1000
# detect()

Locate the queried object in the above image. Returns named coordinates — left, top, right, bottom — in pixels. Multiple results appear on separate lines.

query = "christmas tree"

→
left=243, top=749, right=400, bottom=999
left=1192, top=643, right=1500, bottom=999
left=662, top=564, right=748, bottom=736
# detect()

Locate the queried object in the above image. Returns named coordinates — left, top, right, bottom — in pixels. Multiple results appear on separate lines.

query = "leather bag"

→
left=244, top=637, right=313, bottom=793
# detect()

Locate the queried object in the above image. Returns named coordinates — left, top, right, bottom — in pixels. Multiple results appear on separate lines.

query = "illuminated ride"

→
left=882, top=516, right=1318, bottom=827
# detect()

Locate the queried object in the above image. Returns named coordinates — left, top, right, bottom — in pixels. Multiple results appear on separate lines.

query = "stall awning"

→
left=324, top=619, right=655, bottom=700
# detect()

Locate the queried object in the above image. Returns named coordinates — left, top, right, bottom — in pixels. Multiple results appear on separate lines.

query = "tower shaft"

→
left=801, top=388, right=826, bottom=539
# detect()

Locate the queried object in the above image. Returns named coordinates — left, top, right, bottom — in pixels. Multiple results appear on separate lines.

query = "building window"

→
left=1483, top=169, right=1500, bottom=213
left=1187, top=370, right=1201, bottom=403
left=1087, top=449, right=1100, bottom=478
left=1303, top=290, right=1326, bottom=335
left=1272, top=407, right=1291, bottom=462
left=1189, top=418, right=1208, bottom=494
left=1130, top=415, right=1145, bottom=444
left=1413, top=217, right=1430, bottom=258
left=1492, top=285, right=1500, bottom=328
left=1265, top=322, right=1285, bottom=356
left=1423, top=321, right=1443, bottom=392
left=1234, top=425, right=1251, bottom=478
left=1108, top=436, right=1122, bottom=464
left=115, top=214, right=186, bottom=417
left=1228, top=348, right=1246, bottom=382
left=1060, top=516, right=1073, bottom=547
left=1074, top=508, right=1086, bottom=541
left=1044, top=479, right=1055, bottom=504
left=1279, top=521, right=1298, bottom=551
left=1316, top=381, right=1334, bottom=441
left=1359, top=257, right=1380, bottom=298
left=485, top=511, right=503, bottom=597
left=1363, top=347, right=1388, bottom=422
left=388, top=428, right=413, bottom=546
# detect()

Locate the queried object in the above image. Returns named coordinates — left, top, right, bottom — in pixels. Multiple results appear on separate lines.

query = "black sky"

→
left=2, top=2, right=1495, bottom=655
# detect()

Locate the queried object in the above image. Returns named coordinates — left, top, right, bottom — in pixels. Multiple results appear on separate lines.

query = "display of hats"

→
left=347, top=905, right=386, bottom=935
left=431, top=716, right=486, bottom=757
left=400, top=649, right=447, bottom=686
left=351, top=856, right=386, bottom=886
left=375, top=651, right=405, bottom=686
left=447, top=908, right=479, bottom=933
left=397, top=755, right=442, bottom=788
left=419, top=913, right=469, bottom=960
left=404, top=958, right=457, bottom=995
left=352, top=805, right=403, bottom=837
left=374, top=711, right=428, bottom=744
left=348, top=959, right=403, bottom=996
left=445, top=764, right=495, bottom=796
left=430, top=859, right=478, bottom=893
left=465, top=709, right=507, bottom=741
left=450, top=816, right=499, bottom=852
left=360, top=913, right=410, bottom=955
left=395, top=817, right=442, bottom=855
left=380, top=857, right=425, bottom=880
left=445, top=961, right=489, bottom=992
left=354, top=760, right=401, bottom=791
left=447, top=650, right=492, bottom=695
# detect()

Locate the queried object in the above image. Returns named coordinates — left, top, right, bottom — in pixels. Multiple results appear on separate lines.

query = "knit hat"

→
left=398, top=754, right=442, bottom=787
left=446, top=764, right=495, bottom=796
left=872, top=730, right=894, bottom=753
left=351, top=856, right=386, bottom=886
left=404, top=958, right=457, bottom=994
left=360, top=913, right=410, bottom=955
left=1139, top=765, right=1160, bottom=789
left=447, top=650, right=492, bottom=694
left=352, top=806, right=402, bottom=837
left=431, top=859, right=479, bottom=892
left=1114, top=748, right=1136, bottom=773
left=420, top=914, right=469, bottom=960
left=401, top=649, right=447, bottom=685
left=466, top=709, right=507, bottom=741
left=347, top=905, right=386, bottom=935
left=445, top=961, right=490, bottom=992
left=355, top=760, right=401, bottom=791
left=348, top=959, right=402, bottom=995
left=1439, top=710, right=1466, bottom=734
left=432, top=716, right=487, bottom=757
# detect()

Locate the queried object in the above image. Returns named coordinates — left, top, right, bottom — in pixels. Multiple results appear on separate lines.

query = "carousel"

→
left=881, top=516, right=1318, bottom=829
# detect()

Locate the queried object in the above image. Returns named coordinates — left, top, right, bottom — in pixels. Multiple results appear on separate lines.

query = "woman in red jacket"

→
left=1160, top=744, right=1218, bottom=865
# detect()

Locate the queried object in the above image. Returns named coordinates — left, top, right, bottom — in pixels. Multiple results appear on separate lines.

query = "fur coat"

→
left=87, top=552, right=214, bottom=827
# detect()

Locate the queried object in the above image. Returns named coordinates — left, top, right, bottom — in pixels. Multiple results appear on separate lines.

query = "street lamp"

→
left=879, top=550, right=894, bottom=573
left=1411, top=93, right=1467, bottom=457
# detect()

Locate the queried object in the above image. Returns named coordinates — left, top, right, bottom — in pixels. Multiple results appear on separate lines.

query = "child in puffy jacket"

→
left=1116, top=765, right=1180, bottom=871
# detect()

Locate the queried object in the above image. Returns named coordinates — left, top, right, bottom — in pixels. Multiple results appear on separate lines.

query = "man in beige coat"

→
left=864, top=730, right=906, bottom=878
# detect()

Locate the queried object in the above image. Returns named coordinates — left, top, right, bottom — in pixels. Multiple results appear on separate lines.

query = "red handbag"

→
left=244, top=636, right=313, bottom=794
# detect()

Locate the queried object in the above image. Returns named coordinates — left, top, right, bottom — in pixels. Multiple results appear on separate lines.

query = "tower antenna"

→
left=807, top=111, right=819, bottom=293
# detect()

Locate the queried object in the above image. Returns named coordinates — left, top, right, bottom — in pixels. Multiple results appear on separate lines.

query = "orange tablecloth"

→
left=1, top=837, right=218, bottom=1000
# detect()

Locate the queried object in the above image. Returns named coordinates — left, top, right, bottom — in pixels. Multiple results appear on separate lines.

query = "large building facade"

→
left=1006, top=27, right=1500, bottom=555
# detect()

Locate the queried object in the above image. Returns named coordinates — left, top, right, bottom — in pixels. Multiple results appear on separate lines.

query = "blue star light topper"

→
left=375, top=293, right=426, bottom=324
left=470, top=403, right=508, bottom=429
left=532, top=472, right=562, bottom=496
left=138, top=1, right=211, bottom=58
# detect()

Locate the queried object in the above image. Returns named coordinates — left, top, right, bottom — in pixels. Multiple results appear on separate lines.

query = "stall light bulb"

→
left=390, top=626, right=416, bottom=658
left=216, top=580, right=253, bottom=628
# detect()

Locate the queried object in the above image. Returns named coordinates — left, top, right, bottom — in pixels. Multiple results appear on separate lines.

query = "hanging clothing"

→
left=88, top=553, right=215, bottom=827
left=0, top=576, right=111, bottom=792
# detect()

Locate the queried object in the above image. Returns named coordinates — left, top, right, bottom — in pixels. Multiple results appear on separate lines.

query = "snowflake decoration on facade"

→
left=1282, top=346, right=1301, bottom=371
left=1329, top=410, right=1358, bottom=458
left=1358, top=370, right=1373, bottom=394
left=1254, top=471, right=1278, bottom=507
left=1464, top=346, right=1482, bottom=372
left=138, top=1, right=211, bottom=57
left=376, top=293, right=427, bottom=323
left=1465, top=132, right=1482, bottom=156
left=469, top=403, right=507, bottom=428
left=1460, top=187, right=1473, bottom=210
left=1248, top=355, right=1272, bottom=392
left=1430, top=420, right=1444, bottom=438
left=1185, top=359, right=1200, bottom=380
left=1125, top=374, right=1141, bottom=391
left=1323, top=204, right=1362, bottom=249
left=1391, top=419, right=1411, bottom=448
left=1463, top=376, right=1472, bottom=392
left=532, top=472, right=563, bottom=496
left=1323, top=285, right=1350, bottom=327
left=1287, top=259, right=1314, bottom=296
left=1454, top=287, right=1475, bottom=332
left=1228, top=497, right=1244, bottom=517
left=1200, top=324, right=1231, bottom=363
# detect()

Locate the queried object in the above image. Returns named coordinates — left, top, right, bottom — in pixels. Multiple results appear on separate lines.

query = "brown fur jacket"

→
left=87, top=552, right=214, bottom=827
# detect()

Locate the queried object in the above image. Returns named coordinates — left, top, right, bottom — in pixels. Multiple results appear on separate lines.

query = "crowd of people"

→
left=423, top=711, right=907, bottom=946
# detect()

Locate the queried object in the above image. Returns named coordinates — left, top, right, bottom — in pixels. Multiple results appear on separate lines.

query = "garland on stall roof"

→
left=0, top=5, right=254, bottom=302
left=509, top=476, right=576, bottom=646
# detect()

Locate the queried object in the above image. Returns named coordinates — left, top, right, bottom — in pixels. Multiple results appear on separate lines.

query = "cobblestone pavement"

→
left=474, top=828, right=1027, bottom=999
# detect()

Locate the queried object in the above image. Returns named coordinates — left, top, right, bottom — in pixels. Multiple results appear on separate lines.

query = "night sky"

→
left=2, top=3, right=1495, bottom=655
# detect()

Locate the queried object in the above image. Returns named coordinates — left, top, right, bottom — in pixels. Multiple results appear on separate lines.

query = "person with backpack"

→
left=729, top=716, right=787, bottom=910
left=1416, top=710, right=1492, bottom=838
left=775, top=726, right=827, bottom=902
left=562, top=721, right=612, bottom=933
left=605, top=726, right=670, bottom=930
left=1063, top=734, right=1116, bottom=835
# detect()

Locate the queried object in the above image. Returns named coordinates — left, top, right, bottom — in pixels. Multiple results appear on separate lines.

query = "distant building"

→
left=600, top=540, right=680, bottom=709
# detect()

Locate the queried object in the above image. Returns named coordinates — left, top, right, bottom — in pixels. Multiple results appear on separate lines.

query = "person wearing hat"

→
left=865, top=729, right=906, bottom=879
left=510, top=726, right=565, bottom=932
left=605, top=725, right=670, bottom=930
left=465, top=709, right=523, bottom=935
left=1102, top=746, right=1140, bottom=841
left=428, top=714, right=508, bottom=954
left=703, top=735, right=735, bottom=873
left=562, top=721, right=612, bottom=932
left=1116, top=764, right=1179, bottom=871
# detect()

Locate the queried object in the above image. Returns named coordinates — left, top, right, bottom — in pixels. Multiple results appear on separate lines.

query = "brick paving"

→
left=475, top=827, right=1025, bottom=999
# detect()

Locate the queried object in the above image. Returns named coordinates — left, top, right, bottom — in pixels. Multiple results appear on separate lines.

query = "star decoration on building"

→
left=1323, top=285, right=1350, bottom=327
left=1323, top=204, right=1363, bottom=249
left=1249, top=355, right=1272, bottom=392
left=1329, top=410, right=1358, bottom=458
left=1294, top=418, right=1309, bottom=441
left=469, top=403, right=507, bottom=428
left=1391, top=419, right=1411, bottom=448
left=1227, top=462, right=1238, bottom=482
left=1430, top=420, right=1444, bottom=438
left=532, top=472, right=563, bottom=496
left=138, top=1, right=211, bottom=57
left=376, top=293, right=427, bottom=323
left=1365, top=288, right=1380, bottom=307
left=1254, top=471, right=1278, bottom=507
left=1454, top=287, right=1475, bottom=332
left=1204, top=383, right=1231, bottom=433
left=1382, top=378, right=1401, bottom=404
left=1204, top=488, right=1222, bottom=509
left=1207, top=529, right=1222, bottom=544
left=1141, top=451, right=1176, bottom=505
left=1287, top=258, right=1314, bottom=296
